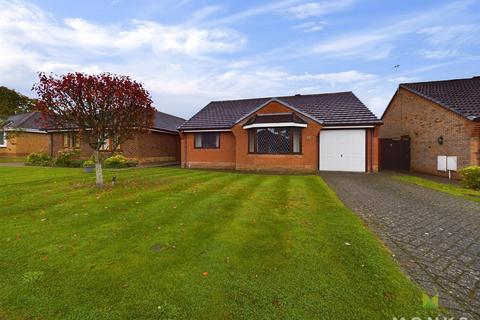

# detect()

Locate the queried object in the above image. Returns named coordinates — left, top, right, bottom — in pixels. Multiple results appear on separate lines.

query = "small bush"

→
left=126, top=158, right=139, bottom=167
left=460, top=166, right=480, bottom=190
left=54, top=150, right=80, bottom=167
left=26, top=152, right=53, bottom=167
left=82, top=159, right=95, bottom=168
left=103, top=155, right=138, bottom=169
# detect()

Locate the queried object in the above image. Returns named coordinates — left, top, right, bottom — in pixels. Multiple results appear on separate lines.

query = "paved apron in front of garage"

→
left=321, top=172, right=480, bottom=320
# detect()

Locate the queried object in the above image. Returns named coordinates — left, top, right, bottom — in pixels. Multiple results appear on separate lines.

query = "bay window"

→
left=248, top=127, right=301, bottom=154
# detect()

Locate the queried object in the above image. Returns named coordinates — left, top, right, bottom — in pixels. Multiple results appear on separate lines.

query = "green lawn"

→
left=0, top=167, right=435, bottom=319
left=394, top=174, right=480, bottom=203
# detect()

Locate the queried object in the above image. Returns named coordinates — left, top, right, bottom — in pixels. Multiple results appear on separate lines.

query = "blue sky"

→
left=1, top=0, right=479, bottom=118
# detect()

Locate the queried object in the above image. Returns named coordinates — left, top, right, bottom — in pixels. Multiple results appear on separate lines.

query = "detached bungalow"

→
left=0, top=111, right=185, bottom=164
left=179, top=92, right=382, bottom=172
left=380, top=76, right=480, bottom=178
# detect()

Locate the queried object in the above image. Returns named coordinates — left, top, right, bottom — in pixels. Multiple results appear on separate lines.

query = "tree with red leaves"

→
left=33, top=72, right=155, bottom=188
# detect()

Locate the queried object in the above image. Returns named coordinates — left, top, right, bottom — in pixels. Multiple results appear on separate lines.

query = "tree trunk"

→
left=94, top=150, right=103, bottom=188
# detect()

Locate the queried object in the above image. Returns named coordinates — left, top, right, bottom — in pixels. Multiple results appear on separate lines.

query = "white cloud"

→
left=0, top=1, right=246, bottom=56
left=208, top=0, right=302, bottom=25
left=293, top=21, right=325, bottom=32
left=287, top=70, right=376, bottom=85
left=416, top=49, right=461, bottom=59
left=190, top=6, right=222, bottom=23
left=418, top=24, right=480, bottom=45
left=310, top=1, right=474, bottom=59
left=287, top=0, right=356, bottom=18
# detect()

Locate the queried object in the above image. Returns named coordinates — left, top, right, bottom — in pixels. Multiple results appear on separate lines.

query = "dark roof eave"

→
left=179, top=126, right=232, bottom=131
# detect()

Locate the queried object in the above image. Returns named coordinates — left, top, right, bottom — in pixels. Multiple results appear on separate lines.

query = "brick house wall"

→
left=181, top=101, right=380, bottom=173
left=233, top=101, right=321, bottom=172
left=0, top=132, right=50, bottom=157
left=50, top=130, right=180, bottom=164
left=380, top=87, right=480, bottom=178
left=180, top=131, right=236, bottom=169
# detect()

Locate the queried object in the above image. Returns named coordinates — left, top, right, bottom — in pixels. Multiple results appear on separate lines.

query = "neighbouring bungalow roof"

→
left=2, top=110, right=185, bottom=133
left=152, top=111, right=186, bottom=133
left=178, top=92, right=381, bottom=130
left=399, top=76, right=480, bottom=121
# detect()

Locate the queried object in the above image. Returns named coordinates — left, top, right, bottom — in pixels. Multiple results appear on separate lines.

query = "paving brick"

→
left=322, top=172, right=480, bottom=319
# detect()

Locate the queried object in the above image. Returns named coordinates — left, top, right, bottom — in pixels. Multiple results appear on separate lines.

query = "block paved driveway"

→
left=321, top=172, right=480, bottom=319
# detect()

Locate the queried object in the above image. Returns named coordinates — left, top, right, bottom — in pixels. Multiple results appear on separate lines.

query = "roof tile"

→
left=400, top=76, right=480, bottom=120
left=179, top=92, right=380, bottom=130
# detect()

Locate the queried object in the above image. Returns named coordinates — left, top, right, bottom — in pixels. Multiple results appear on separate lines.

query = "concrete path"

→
left=321, top=172, right=480, bottom=319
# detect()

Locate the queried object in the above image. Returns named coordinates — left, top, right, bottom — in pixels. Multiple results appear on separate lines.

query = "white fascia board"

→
left=4, top=128, right=48, bottom=134
left=243, top=122, right=308, bottom=129
left=182, top=129, right=231, bottom=133
left=322, top=125, right=375, bottom=129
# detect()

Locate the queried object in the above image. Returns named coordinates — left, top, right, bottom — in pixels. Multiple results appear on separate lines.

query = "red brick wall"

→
left=233, top=101, right=321, bottom=172
left=51, top=130, right=180, bottom=164
left=180, top=131, right=236, bottom=169
left=380, top=87, right=479, bottom=178
left=366, top=127, right=380, bottom=172
left=0, top=132, right=50, bottom=157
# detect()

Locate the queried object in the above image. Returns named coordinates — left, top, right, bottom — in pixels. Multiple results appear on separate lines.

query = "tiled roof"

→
left=4, top=112, right=48, bottom=130
left=153, top=111, right=185, bottom=132
left=3, top=110, right=186, bottom=133
left=179, top=92, right=381, bottom=130
left=400, top=76, right=480, bottom=121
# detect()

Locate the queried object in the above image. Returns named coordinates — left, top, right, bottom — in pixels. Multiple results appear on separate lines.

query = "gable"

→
left=235, top=99, right=321, bottom=126
left=382, top=87, right=474, bottom=124
left=399, top=77, right=480, bottom=121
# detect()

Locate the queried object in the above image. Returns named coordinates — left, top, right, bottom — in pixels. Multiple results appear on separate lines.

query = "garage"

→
left=319, top=129, right=366, bottom=172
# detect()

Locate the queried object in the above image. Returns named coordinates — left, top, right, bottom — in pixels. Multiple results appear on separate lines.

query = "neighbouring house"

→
left=0, top=111, right=185, bottom=164
left=178, top=92, right=382, bottom=172
left=379, top=76, right=480, bottom=178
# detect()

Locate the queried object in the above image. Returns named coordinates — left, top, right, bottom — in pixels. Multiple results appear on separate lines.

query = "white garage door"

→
left=319, top=129, right=366, bottom=172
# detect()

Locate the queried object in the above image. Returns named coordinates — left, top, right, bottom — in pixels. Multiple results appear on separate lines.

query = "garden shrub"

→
left=82, top=159, right=95, bottom=168
left=54, top=150, right=80, bottom=167
left=459, top=166, right=480, bottom=190
left=103, top=154, right=138, bottom=168
left=26, top=152, right=53, bottom=166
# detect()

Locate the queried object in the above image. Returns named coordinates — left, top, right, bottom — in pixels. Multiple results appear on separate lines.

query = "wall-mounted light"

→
left=437, top=136, right=444, bottom=145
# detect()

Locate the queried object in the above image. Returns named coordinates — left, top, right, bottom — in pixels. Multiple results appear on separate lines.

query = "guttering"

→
left=243, top=122, right=308, bottom=129
left=322, top=125, right=375, bottom=129
left=181, top=129, right=232, bottom=133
